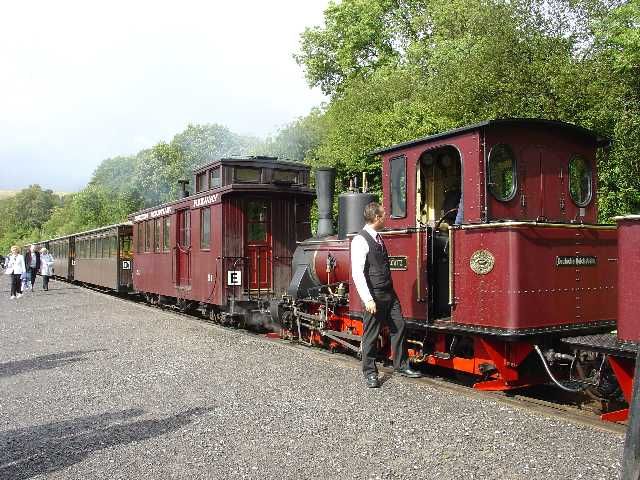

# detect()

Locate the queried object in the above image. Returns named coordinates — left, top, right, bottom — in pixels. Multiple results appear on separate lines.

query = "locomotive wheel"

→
left=176, top=298, right=189, bottom=313
left=208, top=308, right=221, bottom=323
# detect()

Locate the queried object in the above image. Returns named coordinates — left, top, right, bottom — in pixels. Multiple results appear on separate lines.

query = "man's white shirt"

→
left=350, top=224, right=381, bottom=304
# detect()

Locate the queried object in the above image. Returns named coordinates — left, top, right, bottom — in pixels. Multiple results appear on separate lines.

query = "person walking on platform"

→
left=4, top=245, right=26, bottom=299
left=24, top=245, right=40, bottom=291
left=351, top=202, right=422, bottom=388
left=39, top=247, right=54, bottom=291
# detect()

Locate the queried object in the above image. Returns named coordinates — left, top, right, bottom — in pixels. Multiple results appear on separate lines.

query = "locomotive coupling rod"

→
left=320, top=331, right=361, bottom=354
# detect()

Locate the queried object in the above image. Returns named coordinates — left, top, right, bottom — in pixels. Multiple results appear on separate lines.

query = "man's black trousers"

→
left=361, top=291, right=408, bottom=376
left=10, top=274, right=21, bottom=297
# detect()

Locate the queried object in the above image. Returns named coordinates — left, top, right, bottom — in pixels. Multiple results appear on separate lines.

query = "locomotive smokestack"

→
left=178, top=179, right=190, bottom=198
left=315, top=167, right=336, bottom=237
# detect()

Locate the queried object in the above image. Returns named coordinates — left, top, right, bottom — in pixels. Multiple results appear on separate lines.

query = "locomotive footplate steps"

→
left=562, top=334, right=638, bottom=358
left=563, top=334, right=639, bottom=422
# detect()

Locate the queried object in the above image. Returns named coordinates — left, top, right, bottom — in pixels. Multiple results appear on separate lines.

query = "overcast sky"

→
left=0, top=0, right=328, bottom=191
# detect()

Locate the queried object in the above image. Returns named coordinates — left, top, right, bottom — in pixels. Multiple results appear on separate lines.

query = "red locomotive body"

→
left=131, top=156, right=314, bottom=322
left=280, top=119, right=618, bottom=394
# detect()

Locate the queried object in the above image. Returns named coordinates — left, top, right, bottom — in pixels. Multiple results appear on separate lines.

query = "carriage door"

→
left=176, top=209, right=191, bottom=286
left=245, top=200, right=271, bottom=291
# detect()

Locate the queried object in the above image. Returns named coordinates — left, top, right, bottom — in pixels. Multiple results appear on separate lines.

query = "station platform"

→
left=0, top=280, right=624, bottom=479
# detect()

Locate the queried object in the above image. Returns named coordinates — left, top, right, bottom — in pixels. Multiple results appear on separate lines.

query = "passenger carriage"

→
left=130, top=156, right=314, bottom=323
left=73, top=223, right=134, bottom=292
left=47, top=235, right=74, bottom=281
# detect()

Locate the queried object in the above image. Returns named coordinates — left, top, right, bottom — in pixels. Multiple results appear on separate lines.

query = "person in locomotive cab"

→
left=351, top=202, right=422, bottom=388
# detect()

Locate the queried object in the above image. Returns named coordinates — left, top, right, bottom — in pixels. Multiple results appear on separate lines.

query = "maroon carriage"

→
left=281, top=119, right=617, bottom=394
left=131, top=156, right=314, bottom=324
left=563, top=215, right=640, bottom=421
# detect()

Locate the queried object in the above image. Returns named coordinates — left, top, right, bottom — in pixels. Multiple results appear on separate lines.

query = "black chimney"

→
left=178, top=179, right=190, bottom=198
left=315, top=167, right=336, bottom=237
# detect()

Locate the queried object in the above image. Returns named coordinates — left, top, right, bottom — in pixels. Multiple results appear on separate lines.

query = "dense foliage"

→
left=294, top=0, right=639, bottom=218
left=0, top=124, right=257, bottom=252
left=1, top=0, right=637, bottom=252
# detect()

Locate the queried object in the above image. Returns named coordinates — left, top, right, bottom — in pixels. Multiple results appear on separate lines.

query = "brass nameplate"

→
left=389, top=256, right=408, bottom=270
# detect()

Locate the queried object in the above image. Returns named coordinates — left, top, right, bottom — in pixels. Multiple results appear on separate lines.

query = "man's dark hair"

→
left=363, top=202, right=383, bottom=223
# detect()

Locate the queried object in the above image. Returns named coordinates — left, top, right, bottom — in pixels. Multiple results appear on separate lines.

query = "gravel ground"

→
left=0, top=280, right=625, bottom=480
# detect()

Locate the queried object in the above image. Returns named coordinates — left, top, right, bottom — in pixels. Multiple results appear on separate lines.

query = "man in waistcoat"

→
left=351, top=202, right=422, bottom=388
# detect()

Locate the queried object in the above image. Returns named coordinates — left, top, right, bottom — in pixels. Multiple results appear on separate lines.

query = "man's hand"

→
left=365, top=300, right=377, bottom=314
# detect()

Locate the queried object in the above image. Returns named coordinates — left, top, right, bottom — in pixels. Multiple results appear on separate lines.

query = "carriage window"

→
left=137, top=223, right=143, bottom=253
left=121, top=235, right=132, bottom=258
left=488, top=144, right=517, bottom=201
left=196, top=172, right=208, bottom=193
left=569, top=155, right=592, bottom=206
left=154, top=218, right=161, bottom=252
left=145, top=221, right=152, bottom=252
left=163, top=217, right=170, bottom=251
left=200, top=207, right=211, bottom=249
left=273, top=170, right=298, bottom=184
left=210, top=167, right=221, bottom=188
left=247, top=201, right=268, bottom=241
left=111, top=236, right=117, bottom=257
left=390, top=156, right=407, bottom=218
left=235, top=167, right=261, bottom=183
left=180, top=210, right=191, bottom=247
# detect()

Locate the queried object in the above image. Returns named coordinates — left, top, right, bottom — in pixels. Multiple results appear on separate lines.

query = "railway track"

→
left=71, top=280, right=626, bottom=436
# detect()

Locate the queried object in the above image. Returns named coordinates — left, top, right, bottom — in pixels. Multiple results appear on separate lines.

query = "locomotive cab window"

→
left=235, top=167, right=261, bottom=183
left=390, top=156, right=407, bottom=218
left=568, top=155, right=592, bottom=206
left=488, top=144, right=517, bottom=201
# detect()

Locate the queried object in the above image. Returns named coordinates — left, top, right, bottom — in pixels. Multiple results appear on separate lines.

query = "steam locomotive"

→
left=39, top=118, right=639, bottom=422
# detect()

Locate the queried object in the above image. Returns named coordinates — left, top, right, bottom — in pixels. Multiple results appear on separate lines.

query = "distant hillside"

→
left=0, top=190, right=18, bottom=200
left=0, top=189, right=69, bottom=200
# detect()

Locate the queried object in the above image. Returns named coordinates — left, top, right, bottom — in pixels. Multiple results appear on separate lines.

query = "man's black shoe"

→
left=395, top=367, right=422, bottom=378
left=365, top=373, right=380, bottom=388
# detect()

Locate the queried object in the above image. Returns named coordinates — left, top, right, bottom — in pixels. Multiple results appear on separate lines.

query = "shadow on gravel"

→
left=0, top=407, right=213, bottom=480
left=0, top=350, right=106, bottom=378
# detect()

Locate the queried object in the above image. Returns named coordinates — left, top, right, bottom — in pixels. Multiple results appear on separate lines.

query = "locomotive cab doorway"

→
left=245, top=199, right=272, bottom=292
left=416, top=146, right=462, bottom=319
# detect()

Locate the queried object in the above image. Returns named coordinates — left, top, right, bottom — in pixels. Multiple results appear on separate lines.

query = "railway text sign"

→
left=555, top=256, right=597, bottom=267
left=227, top=270, right=242, bottom=286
